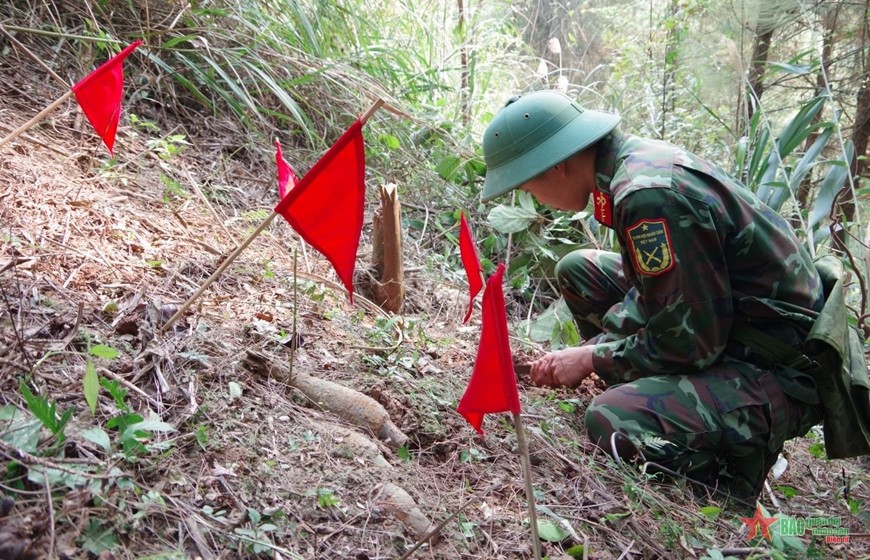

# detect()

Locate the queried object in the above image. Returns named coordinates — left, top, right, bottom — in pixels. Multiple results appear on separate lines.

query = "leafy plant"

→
left=234, top=508, right=280, bottom=554
left=18, top=380, right=72, bottom=444
left=524, top=298, right=580, bottom=350
left=314, top=487, right=340, bottom=508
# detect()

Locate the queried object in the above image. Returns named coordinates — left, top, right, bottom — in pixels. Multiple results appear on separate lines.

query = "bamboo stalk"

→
left=514, top=413, right=542, bottom=560
left=0, top=25, right=124, bottom=45
left=0, top=89, right=75, bottom=150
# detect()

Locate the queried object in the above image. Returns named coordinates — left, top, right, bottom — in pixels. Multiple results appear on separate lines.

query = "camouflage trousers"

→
left=556, top=249, right=821, bottom=498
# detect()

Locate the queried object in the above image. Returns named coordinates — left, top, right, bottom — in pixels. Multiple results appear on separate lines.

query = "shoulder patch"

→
left=626, top=219, right=676, bottom=276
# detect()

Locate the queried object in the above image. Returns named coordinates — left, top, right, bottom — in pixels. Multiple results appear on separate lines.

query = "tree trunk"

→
left=746, top=28, right=774, bottom=122
left=797, top=7, right=838, bottom=210
left=841, top=1, right=870, bottom=247
left=457, top=0, right=471, bottom=126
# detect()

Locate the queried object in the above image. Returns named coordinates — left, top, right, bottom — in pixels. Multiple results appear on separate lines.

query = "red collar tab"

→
left=593, top=191, right=613, bottom=227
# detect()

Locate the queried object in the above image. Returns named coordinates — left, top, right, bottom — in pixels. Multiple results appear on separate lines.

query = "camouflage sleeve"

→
left=591, top=187, right=732, bottom=383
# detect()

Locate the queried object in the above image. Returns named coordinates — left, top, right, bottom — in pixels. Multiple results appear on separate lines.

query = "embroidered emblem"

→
left=626, top=219, right=675, bottom=276
left=593, top=191, right=613, bottom=227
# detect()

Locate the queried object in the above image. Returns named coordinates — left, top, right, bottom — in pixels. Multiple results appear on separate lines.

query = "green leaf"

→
left=0, top=405, right=18, bottom=421
left=558, top=401, right=576, bottom=413
left=83, top=359, right=99, bottom=414
left=89, top=344, right=120, bottom=360
left=774, top=485, right=800, bottom=499
left=79, top=519, right=119, bottom=554
left=434, top=155, right=462, bottom=181
left=565, top=544, right=585, bottom=558
left=1, top=415, right=41, bottom=454
left=487, top=204, right=537, bottom=233
left=699, top=505, right=721, bottom=519
left=807, top=442, right=826, bottom=458
left=766, top=61, right=813, bottom=75
left=378, top=134, right=400, bottom=150
left=80, top=427, right=111, bottom=451
left=517, top=190, right=536, bottom=212
left=788, top=126, right=834, bottom=193
left=809, top=142, right=853, bottom=231
left=776, top=96, right=826, bottom=157
left=100, top=377, right=128, bottom=411
left=460, top=520, right=477, bottom=538
left=527, top=298, right=573, bottom=343
left=124, top=420, right=177, bottom=435
left=195, top=425, right=208, bottom=451
left=536, top=519, right=570, bottom=542
left=397, top=446, right=411, bottom=461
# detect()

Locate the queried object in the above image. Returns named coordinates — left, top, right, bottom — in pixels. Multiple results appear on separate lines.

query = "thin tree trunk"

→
left=842, top=0, right=870, bottom=247
left=747, top=28, right=774, bottom=122
left=797, top=7, right=837, bottom=210
left=458, top=0, right=471, bottom=126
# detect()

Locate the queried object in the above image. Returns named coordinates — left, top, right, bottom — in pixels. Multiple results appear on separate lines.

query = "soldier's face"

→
left=519, top=149, right=596, bottom=211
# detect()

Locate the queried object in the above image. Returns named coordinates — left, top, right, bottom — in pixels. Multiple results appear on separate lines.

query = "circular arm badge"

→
left=626, top=219, right=676, bottom=276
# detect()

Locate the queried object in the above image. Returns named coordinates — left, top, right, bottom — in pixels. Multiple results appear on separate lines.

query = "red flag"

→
left=457, top=264, right=521, bottom=434
left=274, top=120, right=365, bottom=300
left=459, top=212, right=484, bottom=323
left=71, top=41, right=142, bottom=155
left=275, top=140, right=299, bottom=199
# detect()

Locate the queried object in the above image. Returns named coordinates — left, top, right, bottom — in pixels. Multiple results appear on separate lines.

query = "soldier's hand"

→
left=529, top=346, right=595, bottom=388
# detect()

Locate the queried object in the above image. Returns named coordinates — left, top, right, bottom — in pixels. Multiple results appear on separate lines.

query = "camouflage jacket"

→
left=589, top=131, right=825, bottom=385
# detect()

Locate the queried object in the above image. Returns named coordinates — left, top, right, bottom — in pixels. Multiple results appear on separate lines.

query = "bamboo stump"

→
left=371, top=184, right=405, bottom=314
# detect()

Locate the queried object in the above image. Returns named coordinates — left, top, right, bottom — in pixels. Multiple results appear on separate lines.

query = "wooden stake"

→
left=513, top=412, right=542, bottom=560
left=360, top=98, right=385, bottom=124
left=159, top=98, right=386, bottom=333
left=0, top=89, right=75, bottom=151
left=289, top=248, right=298, bottom=382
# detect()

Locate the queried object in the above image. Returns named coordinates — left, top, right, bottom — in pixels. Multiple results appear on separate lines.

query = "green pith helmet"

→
left=481, top=91, right=621, bottom=202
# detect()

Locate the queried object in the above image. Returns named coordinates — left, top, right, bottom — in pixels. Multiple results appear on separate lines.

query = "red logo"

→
left=740, top=505, right=778, bottom=541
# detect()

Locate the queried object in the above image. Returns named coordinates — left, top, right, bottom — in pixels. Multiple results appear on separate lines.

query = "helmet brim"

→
left=481, top=109, right=621, bottom=203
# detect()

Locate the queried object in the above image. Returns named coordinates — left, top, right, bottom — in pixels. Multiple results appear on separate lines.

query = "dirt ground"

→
left=2, top=51, right=870, bottom=560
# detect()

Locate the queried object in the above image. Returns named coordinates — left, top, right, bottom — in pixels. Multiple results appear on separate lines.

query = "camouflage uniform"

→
left=560, top=131, right=825, bottom=498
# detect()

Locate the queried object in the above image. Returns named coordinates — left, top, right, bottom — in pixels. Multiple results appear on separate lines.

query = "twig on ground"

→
left=615, top=539, right=635, bottom=560
left=398, top=479, right=503, bottom=560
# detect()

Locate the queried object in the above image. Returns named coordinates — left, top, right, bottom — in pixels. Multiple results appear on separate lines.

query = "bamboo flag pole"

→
left=160, top=98, right=386, bottom=333
left=474, top=267, right=541, bottom=560
left=514, top=412, right=542, bottom=560
left=0, top=89, right=75, bottom=150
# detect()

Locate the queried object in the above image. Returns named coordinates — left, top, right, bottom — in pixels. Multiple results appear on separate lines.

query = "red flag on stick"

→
left=457, top=264, right=521, bottom=434
left=71, top=41, right=142, bottom=155
left=459, top=212, right=484, bottom=323
left=274, top=120, right=366, bottom=301
left=275, top=140, right=299, bottom=199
